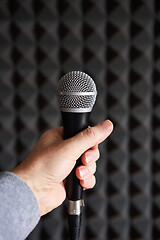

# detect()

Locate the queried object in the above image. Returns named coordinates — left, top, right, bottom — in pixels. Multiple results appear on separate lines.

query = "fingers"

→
left=80, top=175, right=96, bottom=189
left=63, top=120, right=113, bottom=160
left=81, top=147, right=100, bottom=165
left=76, top=161, right=96, bottom=180
left=76, top=162, right=96, bottom=189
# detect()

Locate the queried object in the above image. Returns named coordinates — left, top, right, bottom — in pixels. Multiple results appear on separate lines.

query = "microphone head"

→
left=57, top=71, right=97, bottom=113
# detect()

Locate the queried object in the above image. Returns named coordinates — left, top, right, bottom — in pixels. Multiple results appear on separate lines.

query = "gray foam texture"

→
left=0, top=0, right=160, bottom=239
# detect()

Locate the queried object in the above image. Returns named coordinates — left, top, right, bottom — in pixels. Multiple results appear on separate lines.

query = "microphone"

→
left=57, top=71, right=97, bottom=240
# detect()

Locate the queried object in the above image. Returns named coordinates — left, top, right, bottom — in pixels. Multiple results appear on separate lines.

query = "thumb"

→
left=61, top=120, right=113, bottom=161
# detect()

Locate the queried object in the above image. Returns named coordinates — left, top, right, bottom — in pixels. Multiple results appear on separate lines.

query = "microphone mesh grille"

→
left=57, top=71, right=97, bottom=112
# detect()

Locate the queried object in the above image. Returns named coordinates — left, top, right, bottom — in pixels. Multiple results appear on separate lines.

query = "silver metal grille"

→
left=57, top=71, right=97, bottom=113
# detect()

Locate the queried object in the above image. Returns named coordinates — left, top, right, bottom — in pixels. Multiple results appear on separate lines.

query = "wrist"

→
left=11, top=166, right=41, bottom=215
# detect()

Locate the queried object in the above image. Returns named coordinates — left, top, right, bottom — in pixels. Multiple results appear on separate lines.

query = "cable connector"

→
left=68, top=199, right=85, bottom=215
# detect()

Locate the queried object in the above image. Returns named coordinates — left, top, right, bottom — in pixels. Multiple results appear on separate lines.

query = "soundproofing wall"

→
left=0, top=0, right=160, bottom=239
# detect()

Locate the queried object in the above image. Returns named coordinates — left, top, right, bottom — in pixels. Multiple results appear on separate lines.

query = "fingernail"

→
left=86, top=153, right=93, bottom=164
left=100, top=120, right=113, bottom=132
left=79, top=167, right=89, bottom=177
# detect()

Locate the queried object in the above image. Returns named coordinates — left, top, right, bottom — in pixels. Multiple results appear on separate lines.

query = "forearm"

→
left=0, top=172, right=40, bottom=240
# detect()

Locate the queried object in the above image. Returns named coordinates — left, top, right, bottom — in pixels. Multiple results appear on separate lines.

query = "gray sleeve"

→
left=0, top=172, right=40, bottom=240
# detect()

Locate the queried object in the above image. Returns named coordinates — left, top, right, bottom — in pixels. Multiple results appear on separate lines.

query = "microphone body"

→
left=57, top=71, right=97, bottom=240
left=62, top=112, right=90, bottom=240
left=62, top=112, right=90, bottom=200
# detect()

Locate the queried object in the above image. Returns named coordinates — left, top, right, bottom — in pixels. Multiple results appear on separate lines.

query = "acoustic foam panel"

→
left=0, top=0, right=160, bottom=239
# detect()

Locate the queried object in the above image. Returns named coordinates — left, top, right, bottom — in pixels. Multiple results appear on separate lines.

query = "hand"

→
left=11, top=120, right=113, bottom=216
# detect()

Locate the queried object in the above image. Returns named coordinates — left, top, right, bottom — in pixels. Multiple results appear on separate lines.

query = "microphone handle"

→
left=61, top=112, right=90, bottom=240
left=62, top=112, right=90, bottom=200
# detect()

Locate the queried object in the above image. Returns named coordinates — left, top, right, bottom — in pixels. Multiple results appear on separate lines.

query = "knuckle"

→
left=82, top=175, right=96, bottom=189
left=85, top=126, right=96, bottom=138
left=89, top=160, right=94, bottom=169
left=88, top=162, right=96, bottom=175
